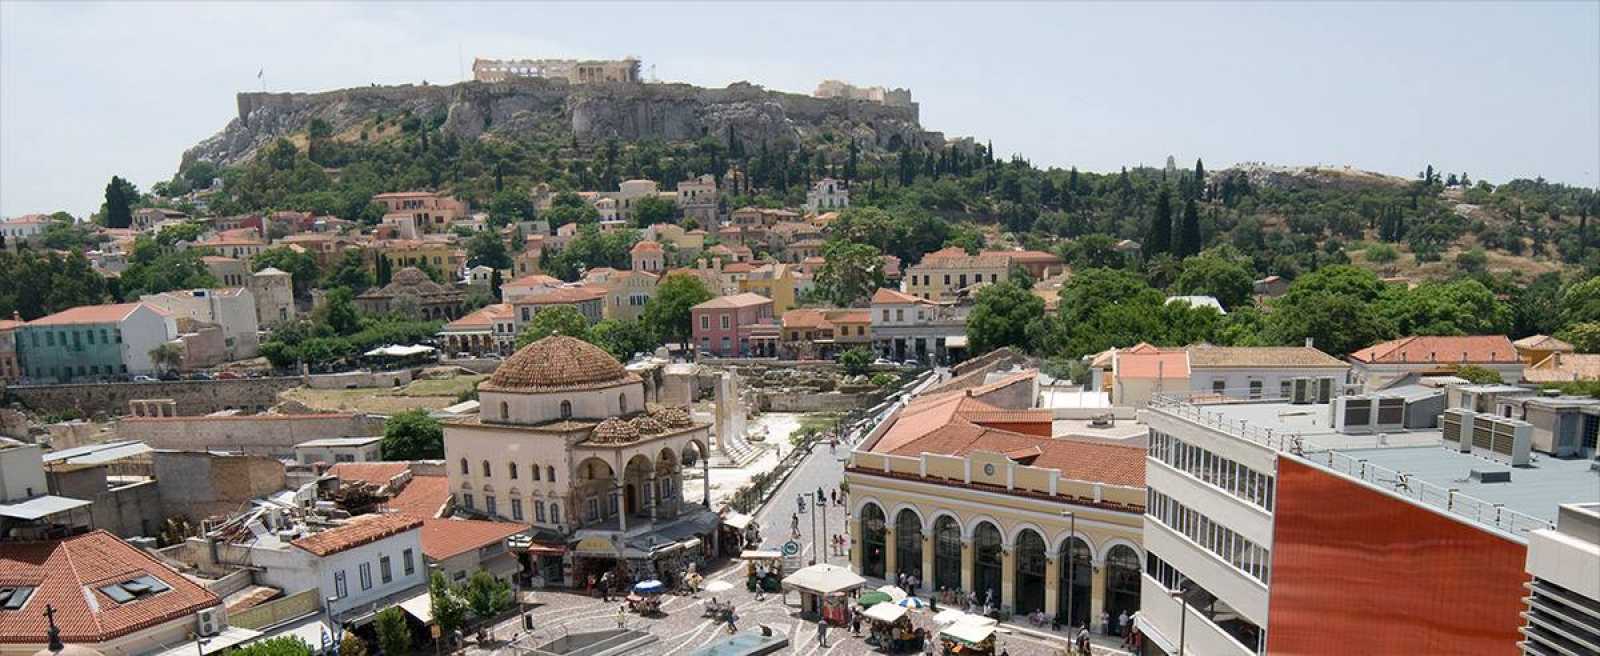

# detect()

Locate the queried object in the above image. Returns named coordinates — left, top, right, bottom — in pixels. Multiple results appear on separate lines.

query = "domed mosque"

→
left=444, top=335, right=720, bottom=585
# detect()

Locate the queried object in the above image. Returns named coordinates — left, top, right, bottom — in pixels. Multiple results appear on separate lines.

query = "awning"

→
left=363, top=344, right=436, bottom=357
left=397, top=590, right=433, bottom=624
left=0, top=495, right=91, bottom=520
left=721, top=511, right=755, bottom=530
left=781, top=563, right=866, bottom=596
left=945, top=336, right=969, bottom=349
left=740, top=550, right=783, bottom=560
left=940, top=618, right=996, bottom=645
left=863, top=603, right=907, bottom=623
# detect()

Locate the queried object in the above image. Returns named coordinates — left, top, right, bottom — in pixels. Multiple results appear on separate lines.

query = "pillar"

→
left=1044, top=550, right=1060, bottom=618
left=960, top=539, right=974, bottom=595
left=1090, top=559, right=1108, bottom=632
left=1000, top=546, right=1016, bottom=615
left=646, top=474, right=658, bottom=520
left=921, top=535, right=935, bottom=595
left=884, top=526, right=897, bottom=579
left=849, top=517, right=863, bottom=572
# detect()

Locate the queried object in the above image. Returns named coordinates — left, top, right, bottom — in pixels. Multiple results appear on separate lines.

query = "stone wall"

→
left=8, top=378, right=303, bottom=417
left=306, top=369, right=413, bottom=389
left=152, top=451, right=286, bottom=521
left=759, top=390, right=876, bottom=413
left=52, top=467, right=164, bottom=539
left=117, top=413, right=382, bottom=457
left=229, top=589, right=321, bottom=630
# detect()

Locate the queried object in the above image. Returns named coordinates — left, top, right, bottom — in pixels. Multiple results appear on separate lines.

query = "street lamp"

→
left=1060, top=510, right=1076, bottom=633
left=1170, top=584, right=1190, bottom=656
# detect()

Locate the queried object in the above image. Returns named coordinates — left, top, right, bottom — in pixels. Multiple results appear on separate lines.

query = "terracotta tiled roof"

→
left=722, top=262, right=756, bottom=274
left=419, top=518, right=528, bottom=561
left=1513, top=334, right=1575, bottom=352
left=982, top=249, right=1063, bottom=264
left=291, top=514, right=422, bottom=557
left=1186, top=345, right=1347, bottom=369
left=631, top=240, right=663, bottom=253
left=1349, top=335, right=1518, bottom=364
left=0, top=530, right=220, bottom=644
left=782, top=309, right=828, bottom=329
left=389, top=475, right=451, bottom=518
left=482, top=335, right=636, bottom=393
left=871, top=288, right=926, bottom=305
left=442, top=303, right=514, bottom=331
left=506, top=274, right=563, bottom=288
left=1524, top=353, right=1600, bottom=383
left=26, top=303, right=159, bottom=326
left=509, top=286, right=607, bottom=305
left=1115, top=348, right=1190, bottom=379
left=0, top=320, right=23, bottom=332
left=693, top=293, right=773, bottom=310
left=329, top=462, right=409, bottom=486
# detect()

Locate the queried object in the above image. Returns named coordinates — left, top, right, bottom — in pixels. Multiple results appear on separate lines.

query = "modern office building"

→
left=1137, top=388, right=1599, bottom=655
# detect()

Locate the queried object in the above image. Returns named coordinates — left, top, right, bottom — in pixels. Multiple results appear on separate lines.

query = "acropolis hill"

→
left=182, top=75, right=939, bottom=170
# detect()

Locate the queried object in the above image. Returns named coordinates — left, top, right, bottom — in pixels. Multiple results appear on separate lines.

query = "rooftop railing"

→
left=1148, top=391, right=1556, bottom=538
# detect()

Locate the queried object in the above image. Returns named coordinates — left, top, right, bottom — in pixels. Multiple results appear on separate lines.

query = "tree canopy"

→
left=515, top=305, right=592, bottom=347
left=381, top=409, right=444, bottom=460
left=642, top=273, right=713, bottom=346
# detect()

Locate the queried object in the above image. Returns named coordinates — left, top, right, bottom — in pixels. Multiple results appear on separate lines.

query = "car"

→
left=215, top=371, right=242, bottom=380
left=132, top=375, right=157, bottom=382
left=873, top=358, right=897, bottom=367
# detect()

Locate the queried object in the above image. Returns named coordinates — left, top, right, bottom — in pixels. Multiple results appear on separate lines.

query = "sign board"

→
left=781, top=540, right=801, bottom=556
left=781, top=540, right=803, bottom=571
left=574, top=536, right=619, bottom=557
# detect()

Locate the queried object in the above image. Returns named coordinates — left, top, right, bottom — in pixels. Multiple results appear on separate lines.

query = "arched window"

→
left=499, top=401, right=509, bottom=421
left=1105, top=545, right=1143, bottom=620
left=895, top=509, right=923, bottom=583
left=861, top=503, right=886, bottom=579
left=933, top=516, right=962, bottom=592
left=508, top=462, right=518, bottom=479
left=1014, top=529, right=1046, bottom=615
left=619, top=393, right=628, bottom=414
left=973, top=522, right=1003, bottom=609
left=460, top=458, right=468, bottom=475
left=531, top=464, right=541, bottom=481
left=1058, top=537, right=1093, bottom=627
left=482, top=460, right=492, bottom=477
left=560, top=400, right=572, bottom=419
left=548, top=465, right=556, bottom=483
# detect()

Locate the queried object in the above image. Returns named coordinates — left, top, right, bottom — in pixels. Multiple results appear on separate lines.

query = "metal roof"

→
left=293, top=436, right=383, bottom=448
left=41, top=440, right=151, bottom=465
left=0, top=495, right=92, bottom=520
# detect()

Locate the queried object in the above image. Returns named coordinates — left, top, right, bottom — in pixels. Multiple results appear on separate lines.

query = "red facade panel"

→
left=1266, top=458, right=1528, bottom=656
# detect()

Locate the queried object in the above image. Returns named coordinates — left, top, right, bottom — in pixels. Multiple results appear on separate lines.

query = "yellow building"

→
left=370, top=239, right=465, bottom=276
left=582, top=268, right=659, bottom=321
left=740, top=262, right=801, bottom=314
left=1513, top=334, right=1576, bottom=366
left=904, top=247, right=1011, bottom=301
left=846, top=371, right=1146, bottom=627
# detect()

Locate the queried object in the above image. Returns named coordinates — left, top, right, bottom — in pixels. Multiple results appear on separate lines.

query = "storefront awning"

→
left=863, top=603, right=907, bottom=623
left=782, top=563, right=865, bottom=596
left=721, top=511, right=755, bottom=530
left=940, top=618, right=996, bottom=645
left=397, top=590, right=433, bottom=624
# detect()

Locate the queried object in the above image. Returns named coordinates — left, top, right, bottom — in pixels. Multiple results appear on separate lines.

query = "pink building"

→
left=691, top=293, right=776, bottom=358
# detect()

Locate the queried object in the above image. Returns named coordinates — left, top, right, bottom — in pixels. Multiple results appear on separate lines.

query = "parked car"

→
left=132, top=375, right=156, bottom=382
left=215, top=371, right=242, bottom=380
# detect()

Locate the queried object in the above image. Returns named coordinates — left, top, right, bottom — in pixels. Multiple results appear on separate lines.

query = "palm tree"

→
left=148, top=342, right=185, bottom=375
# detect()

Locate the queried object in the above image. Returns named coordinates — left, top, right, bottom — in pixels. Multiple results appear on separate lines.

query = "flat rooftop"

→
left=1176, top=399, right=1445, bottom=450
left=1331, top=445, right=1600, bottom=525
left=294, top=436, right=384, bottom=448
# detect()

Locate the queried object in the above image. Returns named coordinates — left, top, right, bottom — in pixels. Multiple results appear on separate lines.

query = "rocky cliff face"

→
left=183, top=79, right=939, bottom=169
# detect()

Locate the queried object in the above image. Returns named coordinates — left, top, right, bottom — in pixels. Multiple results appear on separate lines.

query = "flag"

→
left=257, top=69, right=263, bottom=79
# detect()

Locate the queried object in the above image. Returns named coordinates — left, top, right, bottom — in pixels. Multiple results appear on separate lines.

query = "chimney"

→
left=1304, top=337, right=1314, bottom=349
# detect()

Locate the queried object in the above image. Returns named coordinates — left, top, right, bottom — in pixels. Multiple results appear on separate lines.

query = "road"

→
left=474, top=414, right=1108, bottom=656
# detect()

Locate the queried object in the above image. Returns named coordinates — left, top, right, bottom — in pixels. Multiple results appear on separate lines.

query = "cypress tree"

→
left=1179, top=197, right=1202, bottom=257
left=1193, top=158, right=1207, bottom=200
left=1148, top=185, right=1173, bottom=255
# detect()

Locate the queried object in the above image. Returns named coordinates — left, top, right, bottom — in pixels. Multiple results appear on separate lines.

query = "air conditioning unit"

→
left=1291, top=377, right=1314, bottom=404
left=1468, top=414, right=1533, bottom=467
left=196, top=607, right=223, bottom=637
left=1334, top=395, right=1406, bottom=434
left=1441, top=408, right=1474, bottom=453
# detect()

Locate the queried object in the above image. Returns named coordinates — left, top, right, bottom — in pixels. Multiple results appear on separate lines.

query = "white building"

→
left=805, top=177, right=849, bottom=213
left=293, top=436, right=385, bottom=465
left=245, top=514, right=427, bottom=624
left=1347, top=335, right=1522, bottom=391
left=0, top=214, right=52, bottom=246
left=1521, top=502, right=1600, bottom=655
left=140, top=288, right=261, bottom=360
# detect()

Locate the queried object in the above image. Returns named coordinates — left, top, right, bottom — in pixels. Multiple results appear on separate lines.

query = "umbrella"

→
left=897, top=596, right=927, bottom=609
left=633, top=580, right=665, bottom=594
left=876, top=585, right=908, bottom=602
left=857, top=591, right=893, bottom=607
left=703, top=580, right=733, bottom=593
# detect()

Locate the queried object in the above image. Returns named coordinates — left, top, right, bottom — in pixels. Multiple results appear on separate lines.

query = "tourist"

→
left=1119, top=610, right=1130, bottom=639
left=1100, top=610, right=1110, bottom=636
left=1076, top=627, right=1091, bottom=656
left=816, top=618, right=829, bottom=647
left=850, top=608, right=862, bottom=635
left=615, top=604, right=627, bottom=628
left=1120, top=610, right=1134, bottom=647
left=726, top=608, right=739, bottom=634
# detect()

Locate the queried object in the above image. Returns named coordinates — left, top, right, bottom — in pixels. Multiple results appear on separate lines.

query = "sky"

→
left=2, top=1, right=1597, bottom=218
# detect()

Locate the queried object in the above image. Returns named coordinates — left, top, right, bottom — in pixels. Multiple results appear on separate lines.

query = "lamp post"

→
left=1170, top=586, right=1189, bottom=656
left=1061, top=510, right=1076, bottom=633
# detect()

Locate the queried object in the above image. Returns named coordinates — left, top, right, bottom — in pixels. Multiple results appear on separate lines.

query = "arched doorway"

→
left=1105, top=544, right=1143, bottom=621
left=861, top=503, right=887, bottom=579
left=933, top=516, right=962, bottom=594
left=973, top=522, right=1003, bottom=610
left=1014, top=529, right=1046, bottom=615
left=895, top=509, right=923, bottom=581
left=1057, top=537, right=1093, bottom=628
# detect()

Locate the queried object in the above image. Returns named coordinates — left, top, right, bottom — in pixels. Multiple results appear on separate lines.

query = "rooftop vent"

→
left=1468, top=469, right=1512, bottom=484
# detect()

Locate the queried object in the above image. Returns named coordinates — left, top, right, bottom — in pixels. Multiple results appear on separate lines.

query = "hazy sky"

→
left=3, top=1, right=1597, bottom=217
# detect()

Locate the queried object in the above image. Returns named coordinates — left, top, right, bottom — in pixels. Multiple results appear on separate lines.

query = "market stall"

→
left=938, top=617, right=997, bottom=656
left=781, top=563, right=865, bottom=625
left=740, top=550, right=785, bottom=593
left=862, top=602, right=921, bottom=653
left=627, top=580, right=666, bottom=615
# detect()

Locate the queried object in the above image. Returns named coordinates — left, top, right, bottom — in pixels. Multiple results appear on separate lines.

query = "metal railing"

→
left=1149, top=392, right=1557, bottom=538
left=1320, top=450, right=1553, bottom=536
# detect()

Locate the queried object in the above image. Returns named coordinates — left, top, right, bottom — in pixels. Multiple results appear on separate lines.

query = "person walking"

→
left=615, top=604, right=627, bottom=629
left=1120, top=610, right=1131, bottom=640
left=726, top=608, right=739, bottom=634
left=850, top=609, right=862, bottom=635
left=816, top=618, right=829, bottom=647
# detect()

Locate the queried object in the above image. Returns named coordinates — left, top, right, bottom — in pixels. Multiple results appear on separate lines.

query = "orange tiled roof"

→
left=509, top=286, right=607, bottom=305
left=25, top=303, right=159, bottom=326
left=443, top=303, right=513, bottom=331
left=0, top=530, right=220, bottom=644
left=389, top=475, right=452, bottom=518
left=1524, top=353, right=1600, bottom=383
left=631, top=240, right=663, bottom=253
left=419, top=518, right=528, bottom=561
left=1513, top=334, right=1575, bottom=352
left=871, top=288, right=926, bottom=305
left=291, top=514, right=421, bottom=557
left=693, top=293, right=773, bottom=310
left=1116, top=348, right=1190, bottom=379
left=1349, top=335, right=1518, bottom=364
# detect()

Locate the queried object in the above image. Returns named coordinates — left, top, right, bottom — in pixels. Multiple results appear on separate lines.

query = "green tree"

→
left=340, top=632, right=367, bottom=656
left=1555, top=322, right=1600, bottom=353
left=1376, top=279, right=1512, bottom=337
left=642, top=273, right=713, bottom=347
left=588, top=319, right=656, bottom=361
left=316, top=287, right=363, bottom=335
left=466, top=231, right=512, bottom=270
left=1177, top=197, right=1202, bottom=257
left=102, top=176, right=138, bottom=229
left=838, top=347, right=873, bottom=376
left=463, top=570, right=512, bottom=623
left=323, top=249, right=375, bottom=293
left=966, top=279, right=1046, bottom=354
left=1264, top=266, right=1395, bottom=357
left=1454, top=365, right=1506, bottom=384
left=430, top=571, right=468, bottom=638
left=1560, top=276, right=1600, bottom=325
left=515, top=305, right=592, bottom=347
left=488, top=189, right=536, bottom=227
left=1172, top=254, right=1254, bottom=310
left=1147, top=185, right=1172, bottom=256
left=1365, top=243, right=1399, bottom=264
left=1059, top=233, right=1123, bottom=270
left=815, top=241, right=885, bottom=306
left=231, top=637, right=313, bottom=656
left=631, top=195, right=678, bottom=227
left=375, top=607, right=411, bottom=656
left=119, top=247, right=217, bottom=298
left=0, top=251, right=109, bottom=319
left=252, top=247, right=321, bottom=297
left=148, top=343, right=184, bottom=374
left=381, top=409, right=444, bottom=460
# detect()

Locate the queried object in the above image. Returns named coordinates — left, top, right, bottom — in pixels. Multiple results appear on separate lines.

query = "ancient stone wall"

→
left=152, top=451, right=286, bottom=521
left=116, top=413, right=382, bottom=457
left=8, top=378, right=303, bottom=417
left=759, top=390, right=876, bottom=413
